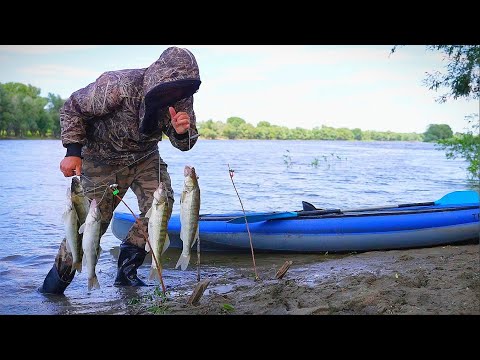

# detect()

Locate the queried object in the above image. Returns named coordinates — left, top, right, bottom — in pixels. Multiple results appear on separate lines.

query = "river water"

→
left=0, top=139, right=472, bottom=314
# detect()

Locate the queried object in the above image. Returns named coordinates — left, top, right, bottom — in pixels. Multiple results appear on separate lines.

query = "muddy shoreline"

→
left=128, top=243, right=480, bottom=315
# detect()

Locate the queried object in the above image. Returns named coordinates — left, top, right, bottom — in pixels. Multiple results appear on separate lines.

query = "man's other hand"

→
left=169, top=107, right=190, bottom=135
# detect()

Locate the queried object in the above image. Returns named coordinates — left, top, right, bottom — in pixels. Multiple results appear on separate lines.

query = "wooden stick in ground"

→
left=187, top=279, right=210, bottom=305
left=107, top=186, right=167, bottom=295
left=275, top=260, right=293, bottom=279
left=196, top=235, right=201, bottom=282
left=227, top=164, right=259, bottom=280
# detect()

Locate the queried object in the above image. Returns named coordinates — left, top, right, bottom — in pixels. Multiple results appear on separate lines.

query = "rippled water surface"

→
left=0, top=139, right=471, bottom=314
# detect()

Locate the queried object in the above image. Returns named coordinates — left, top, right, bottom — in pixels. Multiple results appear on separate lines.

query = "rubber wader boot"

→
left=114, top=242, right=148, bottom=286
left=38, top=265, right=75, bottom=295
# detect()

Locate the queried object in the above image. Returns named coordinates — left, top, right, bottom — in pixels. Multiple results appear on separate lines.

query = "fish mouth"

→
left=184, top=166, right=196, bottom=177
left=71, top=177, right=83, bottom=193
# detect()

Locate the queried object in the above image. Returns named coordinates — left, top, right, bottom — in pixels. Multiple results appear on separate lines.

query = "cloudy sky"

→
left=0, top=45, right=477, bottom=133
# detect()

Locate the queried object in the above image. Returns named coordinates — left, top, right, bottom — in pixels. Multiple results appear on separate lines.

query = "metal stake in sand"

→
left=227, top=164, right=259, bottom=280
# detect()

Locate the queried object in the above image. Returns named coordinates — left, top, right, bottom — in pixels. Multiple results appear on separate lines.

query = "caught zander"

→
left=71, top=177, right=90, bottom=226
left=64, top=177, right=90, bottom=273
left=176, top=166, right=200, bottom=271
left=63, top=188, right=83, bottom=274
left=79, top=198, right=102, bottom=290
left=145, top=182, right=173, bottom=280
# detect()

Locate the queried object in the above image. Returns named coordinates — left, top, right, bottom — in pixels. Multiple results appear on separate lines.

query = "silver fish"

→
left=176, top=166, right=200, bottom=270
left=79, top=198, right=102, bottom=290
left=71, top=177, right=90, bottom=226
left=63, top=188, right=82, bottom=273
left=145, top=182, right=172, bottom=280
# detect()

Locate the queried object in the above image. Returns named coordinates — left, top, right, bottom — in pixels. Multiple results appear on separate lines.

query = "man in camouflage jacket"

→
left=39, top=46, right=201, bottom=294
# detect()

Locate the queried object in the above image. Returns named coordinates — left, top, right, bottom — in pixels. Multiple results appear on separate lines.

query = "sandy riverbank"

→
left=128, top=242, right=479, bottom=315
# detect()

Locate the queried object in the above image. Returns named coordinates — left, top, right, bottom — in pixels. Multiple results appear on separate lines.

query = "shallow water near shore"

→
left=0, top=139, right=477, bottom=315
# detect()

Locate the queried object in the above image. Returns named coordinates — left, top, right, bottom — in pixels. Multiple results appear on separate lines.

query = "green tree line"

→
left=0, top=81, right=465, bottom=146
left=198, top=117, right=427, bottom=141
left=0, top=82, right=64, bottom=138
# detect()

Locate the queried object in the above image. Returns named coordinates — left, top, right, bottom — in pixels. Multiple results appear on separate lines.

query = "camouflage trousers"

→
left=53, top=151, right=174, bottom=282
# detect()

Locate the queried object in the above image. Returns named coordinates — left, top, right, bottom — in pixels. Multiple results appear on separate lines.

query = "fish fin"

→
left=149, top=267, right=158, bottom=281
left=162, top=234, right=170, bottom=254
left=88, top=276, right=100, bottom=291
left=78, top=223, right=85, bottom=234
left=65, top=240, right=72, bottom=253
left=145, top=207, right=152, bottom=218
left=175, top=253, right=190, bottom=271
left=72, top=262, right=82, bottom=274
left=190, top=226, right=200, bottom=248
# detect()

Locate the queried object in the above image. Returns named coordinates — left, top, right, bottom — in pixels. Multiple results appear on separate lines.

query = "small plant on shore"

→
left=127, top=286, right=170, bottom=315
left=221, top=303, right=235, bottom=313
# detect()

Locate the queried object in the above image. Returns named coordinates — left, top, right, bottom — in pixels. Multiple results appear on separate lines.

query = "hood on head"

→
left=142, top=47, right=201, bottom=117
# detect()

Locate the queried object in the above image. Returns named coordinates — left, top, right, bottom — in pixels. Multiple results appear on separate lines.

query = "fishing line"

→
left=94, top=148, right=159, bottom=186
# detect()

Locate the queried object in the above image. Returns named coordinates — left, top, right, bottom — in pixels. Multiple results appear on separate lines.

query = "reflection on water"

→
left=0, top=139, right=471, bottom=314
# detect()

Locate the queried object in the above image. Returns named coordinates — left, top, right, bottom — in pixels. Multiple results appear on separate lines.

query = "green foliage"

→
left=423, top=46, right=480, bottom=103
left=352, top=128, right=363, bottom=140
left=424, top=124, right=454, bottom=142
left=197, top=120, right=423, bottom=142
left=221, top=303, right=235, bottom=313
left=46, top=93, right=65, bottom=137
left=283, top=149, right=293, bottom=168
left=310, top=152, right=346, bottom=169
left=391, top=45, right=480, bottom=103
left=0, top=82, right=64, bottom=138
left=226, top=116, right=246, bottom=127
left=437, top=115, right=480, bottom=181
left=127, top=286, right=170, bottom=315
left=392, top=45, right=480, bottom=182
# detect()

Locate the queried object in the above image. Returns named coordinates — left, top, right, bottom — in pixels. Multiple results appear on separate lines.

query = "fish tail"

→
left=149, top=267, right=159, bottom=281
left=162, top=235, right=170, bottom=255
left=88, top=276, right=100, bottom=291
left=175, top=253, right=191, bottom=271
left=71, top=262, right=82, bottom=274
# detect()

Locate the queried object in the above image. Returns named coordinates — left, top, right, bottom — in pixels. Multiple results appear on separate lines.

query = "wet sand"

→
left=128, top=242, right=480, bottom=315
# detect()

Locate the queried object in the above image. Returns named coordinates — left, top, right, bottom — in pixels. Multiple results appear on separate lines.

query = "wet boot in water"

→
left=114, top=242, right=148, bottom=286
left=38, top=239, right=76, bottom=295
left=38, top=265, right=76, bottom=295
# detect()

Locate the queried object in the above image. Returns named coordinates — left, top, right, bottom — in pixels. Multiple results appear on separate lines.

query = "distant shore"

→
left=0, top=137, right=426, bottom=143
left=0, top=136, right=58, bottom=140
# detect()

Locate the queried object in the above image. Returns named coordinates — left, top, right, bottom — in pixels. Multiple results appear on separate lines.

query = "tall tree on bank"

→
left=46, top=93, right=65, bottom=137
left=392, top=45, right=480, bottom=181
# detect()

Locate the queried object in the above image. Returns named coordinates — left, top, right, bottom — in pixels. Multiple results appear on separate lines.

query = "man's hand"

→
left=60, top=156, right=82, bottom=177
left=169, top=107, right=190, bottom=135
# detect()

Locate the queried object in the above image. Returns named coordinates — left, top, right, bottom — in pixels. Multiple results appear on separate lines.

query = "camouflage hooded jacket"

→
left=60, top=47, right=201, bottom=166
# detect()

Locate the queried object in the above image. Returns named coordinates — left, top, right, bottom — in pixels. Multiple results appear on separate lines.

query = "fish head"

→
left=183, top=165, right=198, bottom=179
left=152, top=182, right=167, bottom=204
left=71, top=176, right=84, bottom=195
left=89, top=198, right=102, bottom=221
left=184, top=165, right=192, bottom=177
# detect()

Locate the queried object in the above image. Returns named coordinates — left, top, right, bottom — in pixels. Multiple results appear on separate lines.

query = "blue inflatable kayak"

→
left=111, top=190, right=480, bottom=253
